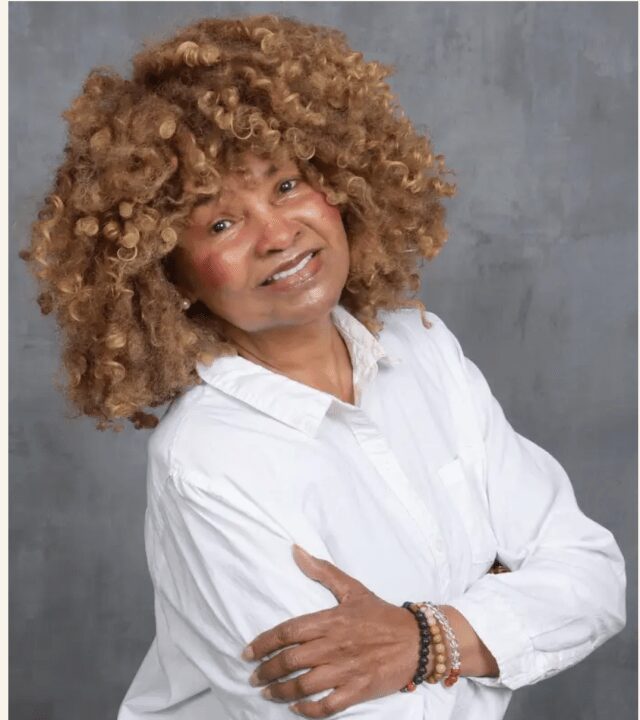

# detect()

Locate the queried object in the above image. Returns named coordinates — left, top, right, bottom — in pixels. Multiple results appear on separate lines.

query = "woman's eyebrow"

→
left=256, top=163, right=279, bottom=180
left=193, top=194, right=220, bottom=209
left=240, top=163, right=289, bottom=188
left=192, top=163, right=292, bottom=209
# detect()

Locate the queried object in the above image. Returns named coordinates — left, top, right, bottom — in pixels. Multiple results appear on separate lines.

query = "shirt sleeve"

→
left=148, top=466, right=427, bottom=719
left=432, top=315, right=627, bottom=690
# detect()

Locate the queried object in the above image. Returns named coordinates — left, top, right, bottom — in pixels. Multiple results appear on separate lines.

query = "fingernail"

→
left=294, top=544, right=311, bottom=557
left=249, top=670, right=260, bottom=686
left=289, top=704, right=301, bottom=715
left=242, top=645, right=255, bottom=661
left=261, top=686, right=272, bottom=699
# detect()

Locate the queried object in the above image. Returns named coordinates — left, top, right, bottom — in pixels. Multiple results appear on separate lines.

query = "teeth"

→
left=268, top=252, right=314, bottom=283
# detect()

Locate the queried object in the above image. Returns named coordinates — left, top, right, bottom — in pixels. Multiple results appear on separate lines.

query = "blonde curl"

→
left=21, top=13, right=456, bottom=432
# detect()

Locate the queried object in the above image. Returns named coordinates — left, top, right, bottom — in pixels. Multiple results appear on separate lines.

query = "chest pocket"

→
left=437, top=452, right=497, bottom=569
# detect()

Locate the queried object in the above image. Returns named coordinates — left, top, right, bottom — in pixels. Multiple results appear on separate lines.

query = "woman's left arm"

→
left=245, top=315, right=626, bottom=713
left=442, top=325, right=627, bottom=690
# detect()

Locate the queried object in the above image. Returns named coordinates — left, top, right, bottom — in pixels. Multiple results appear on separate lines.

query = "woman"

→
left=20, top=14, right=626, bottom=720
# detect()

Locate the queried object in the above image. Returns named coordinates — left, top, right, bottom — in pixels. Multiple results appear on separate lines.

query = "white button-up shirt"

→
left=117, top=304, right=626, bottom=720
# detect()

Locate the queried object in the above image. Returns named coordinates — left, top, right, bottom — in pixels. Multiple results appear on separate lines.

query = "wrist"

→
left=439, top=604, right=499, bottom=678
left=400, top=600, right=494, bottom=692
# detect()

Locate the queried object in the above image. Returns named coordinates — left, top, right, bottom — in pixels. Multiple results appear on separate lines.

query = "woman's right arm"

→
left=141, top=465, right=428, bottom=719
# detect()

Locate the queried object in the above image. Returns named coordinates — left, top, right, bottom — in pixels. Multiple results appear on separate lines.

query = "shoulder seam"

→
left=165, top=383, right=209, bottom=477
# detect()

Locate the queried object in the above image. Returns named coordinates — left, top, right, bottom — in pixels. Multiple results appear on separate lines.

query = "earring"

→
left=181, top=297, right=192, bottom=310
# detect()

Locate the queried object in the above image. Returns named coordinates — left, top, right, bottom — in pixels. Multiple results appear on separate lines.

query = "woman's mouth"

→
left=259, top=250, right=322, bottom=291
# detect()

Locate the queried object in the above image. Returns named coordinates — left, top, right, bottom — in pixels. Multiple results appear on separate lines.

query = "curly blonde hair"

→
left=20, top=14, right=456, bottom=432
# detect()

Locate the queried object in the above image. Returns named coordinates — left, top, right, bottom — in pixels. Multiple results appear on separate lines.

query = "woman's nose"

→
left=254, top=213, right=300, bottom=255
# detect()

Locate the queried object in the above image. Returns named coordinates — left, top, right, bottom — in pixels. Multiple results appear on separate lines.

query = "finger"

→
left=248, top=607, right=336, bottom=661
left=252, top=638, right=335, bottom=686
left=290, top=681, right=365, bottom=718
left=263, top=662, right=343, bottom=703
left=292, top=546, right=370, bottom=602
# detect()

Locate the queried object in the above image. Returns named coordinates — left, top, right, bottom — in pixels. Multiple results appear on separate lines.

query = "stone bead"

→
left=434, top=643, right=446, bottom=654
left=436, top=663, right=447, bottom=674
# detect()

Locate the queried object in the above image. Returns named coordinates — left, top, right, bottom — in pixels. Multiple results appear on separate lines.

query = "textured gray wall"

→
left=9, top=3, right=636, bottom=719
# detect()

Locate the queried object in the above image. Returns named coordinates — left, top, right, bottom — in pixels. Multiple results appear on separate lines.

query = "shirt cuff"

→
left=447, top=576, right=541, bottom=690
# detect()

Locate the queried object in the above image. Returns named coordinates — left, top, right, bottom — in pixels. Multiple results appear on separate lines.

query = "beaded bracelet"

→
left=420, top=605, right=448, bottom=684
left=400, top=601, right=431, bottom=692
left=421, top=602, right=461, bottom=687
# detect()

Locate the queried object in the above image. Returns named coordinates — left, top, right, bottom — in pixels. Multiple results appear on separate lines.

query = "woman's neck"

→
left=223, top=313, right=355, bottom=404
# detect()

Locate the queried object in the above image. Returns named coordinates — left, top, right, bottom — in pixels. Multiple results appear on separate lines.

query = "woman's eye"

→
left=278, top=178, right=299, bottom=194
left=210, top=219, right=232, bottom=234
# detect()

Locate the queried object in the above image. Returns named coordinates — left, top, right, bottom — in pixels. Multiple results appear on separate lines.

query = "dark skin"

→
left=173, top=153, right=499, bottom=717
left=242, top=546, right=498, bottom=717
left=173, top=152, right=355, bottom=402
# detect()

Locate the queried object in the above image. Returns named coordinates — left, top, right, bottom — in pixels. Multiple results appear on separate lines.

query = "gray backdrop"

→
left=9, top=2, right=637, bottom=719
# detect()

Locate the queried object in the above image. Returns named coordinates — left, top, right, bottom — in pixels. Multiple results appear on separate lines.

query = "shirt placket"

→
left=336, top=403, right=451, bottom=597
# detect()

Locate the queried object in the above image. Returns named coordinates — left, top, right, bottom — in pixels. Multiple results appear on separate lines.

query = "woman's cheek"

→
left=309, top=192, right=345, bottom=224
left=323, top=202, right=343, bottom=222
left=322, top=202, right=348, bottom=242
left=193, top=251, right=232, bottom=289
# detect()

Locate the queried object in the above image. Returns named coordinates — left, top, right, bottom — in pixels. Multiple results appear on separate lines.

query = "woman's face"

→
left=173, top=153, right=351, bottom=335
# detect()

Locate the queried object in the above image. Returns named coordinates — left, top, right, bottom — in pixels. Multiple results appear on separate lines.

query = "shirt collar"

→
left=195, top=304, right=401, bottom=437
